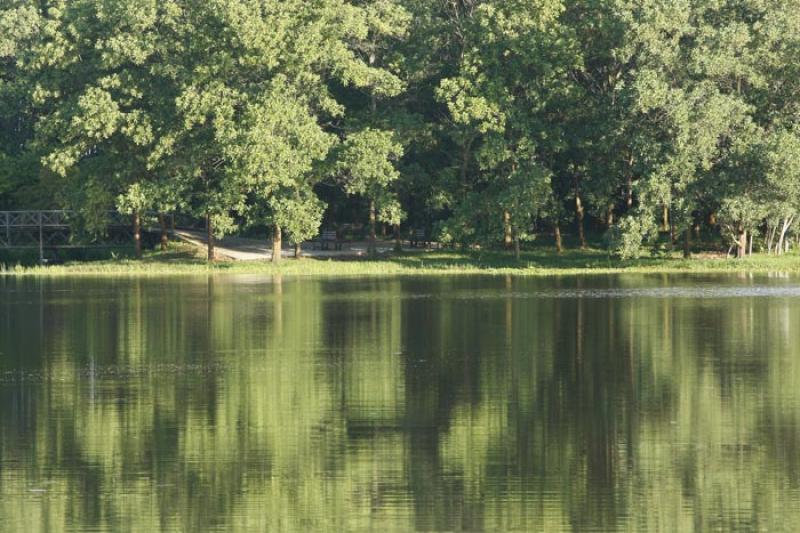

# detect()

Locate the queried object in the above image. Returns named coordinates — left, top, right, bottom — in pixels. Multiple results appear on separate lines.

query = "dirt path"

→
left=174, top=230, right=399, bottom=261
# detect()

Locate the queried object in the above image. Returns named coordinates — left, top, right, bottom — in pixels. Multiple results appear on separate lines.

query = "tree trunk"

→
left=133, top=211, right=142, bottom=260
left=767, top=223, right=777, bottom=254
left=669, top=221, right=676, bottom=250
left=626, top=174, right=633, bottom=209
left=749, top=232, right=754, bottom=256
left=503, top=210, right=513, bottom=250
left=294, top=242, right=302, bottom=259
left=206, top=212, right=215, bottom=262
left=393, top=224, right=402, bottom=252
left=607, top=205, right=614, bottom=227
left=576, top=194, right=586, bottom=249
left=683, top=228, right=691, bottom=259
left=272, top=225, right=282, bottom=264
left=158, top=213, right=169, bottom=251
left=514, top=233, right=520, bottom=260
left=737, top=229, right=747, bottom=259
left=662, top=205, right=670, bottom=232
left=777, top=216, right=794, bottom=256
left=368, top=200, right=377, bottom=256
left=554, top=223, right=563, bottom=254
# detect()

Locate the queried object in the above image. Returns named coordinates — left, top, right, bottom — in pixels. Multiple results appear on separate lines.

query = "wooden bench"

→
left=410, top=228, right=428, bottom=248
left=316, top=230, right=343, bottom=251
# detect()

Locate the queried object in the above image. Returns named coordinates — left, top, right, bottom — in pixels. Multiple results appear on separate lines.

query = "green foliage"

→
left=1, top=0, right=800, bottom=258
left=269, top=191, right=326, bottom=245
left=336, top=128, right=405, bottom=226
left=338, top=129, right=403, bottom=195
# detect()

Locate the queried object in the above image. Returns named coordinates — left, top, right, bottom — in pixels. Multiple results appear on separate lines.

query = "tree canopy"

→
left=1, top=0, right=799, bottom=259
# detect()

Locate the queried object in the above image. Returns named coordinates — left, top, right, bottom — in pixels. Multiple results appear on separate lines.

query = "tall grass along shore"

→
left=4, top=245, right=800, bottom=278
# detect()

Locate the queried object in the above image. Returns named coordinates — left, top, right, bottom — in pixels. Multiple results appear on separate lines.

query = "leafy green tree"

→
left=17, top=0, right=184, bottom=257
left=336, top=128, right=404, bottom=255
left=436, top=0, right=576, bottom=250
left=0, top=2, right=42, bottom=209
left=764, top=131, right=800, bottom=254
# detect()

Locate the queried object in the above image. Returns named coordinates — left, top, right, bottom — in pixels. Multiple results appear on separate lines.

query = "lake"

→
left=1, top=273, right=799, bottom=531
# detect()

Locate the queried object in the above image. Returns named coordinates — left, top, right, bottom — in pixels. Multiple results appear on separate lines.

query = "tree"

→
left=0, top=2, right=42, bottom=209
left=764, top=132, right=800, bottom=254
left=436, top=0, right=576, bottom=250
left=336, top=128, right=404, bottom=255
left=18, top=0, right=185, bottom=257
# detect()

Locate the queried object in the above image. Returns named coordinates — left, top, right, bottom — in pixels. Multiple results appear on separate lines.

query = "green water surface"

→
left=1, top=274, right=799, bottom=531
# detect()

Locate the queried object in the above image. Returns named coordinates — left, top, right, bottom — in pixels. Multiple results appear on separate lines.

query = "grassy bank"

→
left=3, top=243, right=800, bottom=277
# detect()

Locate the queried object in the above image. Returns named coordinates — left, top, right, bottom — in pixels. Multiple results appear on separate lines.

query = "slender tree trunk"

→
left=662, top=205, right=670, bottom=232
left=626, top=174, right=633, bottom=209
left=576, top=195, right=586, bottom=249
left=683, top=228, right=691, bottom=259
left=777, top=216, right=794, bottom=256
left=749, top=232, right=754, bottom=256
left=368, top=200, right=377, bottom=256
left=669, top=221, right=676, bottom=250
left=607, top=205, right=614, bottom=227
left=513, top=232, right=520, bottom=260
left=737, top=228, right=747, bottom=259
left=554, top=223, right=563, bottom=254
left=294, top=242, right=302, bottom=259
left=133, top=211, right=142, bottom=260
left=503, top=210, right=513, bottom=250
left=393, top=223, right=402, bottom=252
left=767, top=223, right=777, bottom=254
left=206, top=212, right=215, bottom=262
left=158, top=213, right=169, bottom=251
left=272, top=225, right=282, bottom=264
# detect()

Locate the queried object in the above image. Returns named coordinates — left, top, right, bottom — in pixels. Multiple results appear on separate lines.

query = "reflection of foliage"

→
left=1, top=277, right=800, bottom=531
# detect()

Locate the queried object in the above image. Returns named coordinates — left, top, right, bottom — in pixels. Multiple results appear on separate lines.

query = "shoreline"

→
left=3, top=247, right=800, bottom=278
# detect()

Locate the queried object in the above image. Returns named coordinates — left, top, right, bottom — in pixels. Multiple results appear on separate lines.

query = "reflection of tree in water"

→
left=1, top=276, right=800, bottom=531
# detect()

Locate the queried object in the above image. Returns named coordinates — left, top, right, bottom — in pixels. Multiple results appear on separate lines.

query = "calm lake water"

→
left=1, top=273, right=800, bottom=532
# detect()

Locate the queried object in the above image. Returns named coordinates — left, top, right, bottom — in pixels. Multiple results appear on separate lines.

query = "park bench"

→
left=410, top=228, right=428, bottom=248
left=315, top=230, right=343, bottom=251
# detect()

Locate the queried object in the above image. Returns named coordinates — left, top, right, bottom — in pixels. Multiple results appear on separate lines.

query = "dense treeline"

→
left=1, top=0, right=799, bottom=260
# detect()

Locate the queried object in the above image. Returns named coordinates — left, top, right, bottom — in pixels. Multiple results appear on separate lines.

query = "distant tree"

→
left=336, top=129, right=404, bottom=255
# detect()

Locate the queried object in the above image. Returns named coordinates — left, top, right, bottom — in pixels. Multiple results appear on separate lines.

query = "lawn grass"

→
left=3, top=242, right=800, bottom=278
